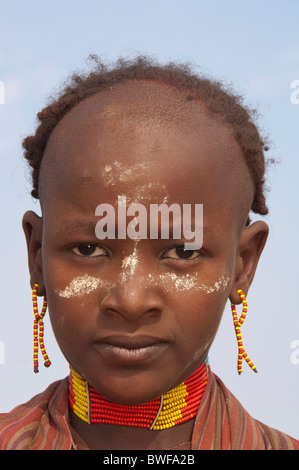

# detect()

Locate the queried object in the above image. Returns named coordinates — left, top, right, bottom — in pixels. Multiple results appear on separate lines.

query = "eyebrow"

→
left=56, top=220, right=214, bottom=243
left=161, top=224, right=214, bottom=242
left=56, top=220, right=98, bottom=237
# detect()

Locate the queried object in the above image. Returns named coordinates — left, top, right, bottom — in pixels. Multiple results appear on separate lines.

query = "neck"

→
left=69, top=359, right=209, bottom=431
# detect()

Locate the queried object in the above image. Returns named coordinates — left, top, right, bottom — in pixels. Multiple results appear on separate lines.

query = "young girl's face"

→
left=26, top=82, right=260, bottom=405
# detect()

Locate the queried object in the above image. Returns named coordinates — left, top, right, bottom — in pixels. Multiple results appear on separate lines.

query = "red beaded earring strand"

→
left=32, top=283, right=51, bottom=373
left=231, top=289, right=257, bottom=375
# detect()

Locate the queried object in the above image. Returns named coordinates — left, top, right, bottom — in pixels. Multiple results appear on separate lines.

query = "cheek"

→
left=55, top=274, right=102, bottom=298
left=148, top=272, right=230, bottom=294
left=46, top=273, right=115, bottom=326
left=46, top=286, right=100, bottom=363
left=47, top=296, right=85, bottom=348
left=178, top=291, right=225, bottom=340
left=160, top=276, right=229, bottom=360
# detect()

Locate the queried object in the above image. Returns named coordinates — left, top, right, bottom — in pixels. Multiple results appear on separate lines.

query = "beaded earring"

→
left=32, top=283, right=51, bottom=373
left=231, top=289, right=257, bottom=375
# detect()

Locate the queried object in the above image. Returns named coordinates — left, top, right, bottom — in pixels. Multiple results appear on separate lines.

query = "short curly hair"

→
left=22, top=55, right=271, bottom=216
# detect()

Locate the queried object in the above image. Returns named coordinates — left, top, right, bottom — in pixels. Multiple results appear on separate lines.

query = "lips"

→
left=94, top=334, right=169, bottom=366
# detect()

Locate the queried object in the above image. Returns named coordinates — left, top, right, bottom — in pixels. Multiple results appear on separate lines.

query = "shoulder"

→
left=253, top=419, right=299, bottom=451
left=0, top=378, right=72, bottom=450
left=193, top=371, right=299, bottom=450
left=214, top=373, right=299, bottom=450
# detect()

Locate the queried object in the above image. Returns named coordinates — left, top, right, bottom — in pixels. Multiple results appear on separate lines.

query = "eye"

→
left=163, top=245, right=201, bottom=261
left=71, top=243, right=108, bottom=258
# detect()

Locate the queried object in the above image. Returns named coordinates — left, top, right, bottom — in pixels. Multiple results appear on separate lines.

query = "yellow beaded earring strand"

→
left=32, top=283, right=51, bottom=373
left=231, top=289, right=257, bottom=375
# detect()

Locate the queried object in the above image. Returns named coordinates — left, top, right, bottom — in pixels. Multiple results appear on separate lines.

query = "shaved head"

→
left=40, top=80, right=254, bottom=232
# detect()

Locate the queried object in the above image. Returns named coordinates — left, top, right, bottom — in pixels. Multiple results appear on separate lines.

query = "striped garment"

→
left=0, top=371, right=298, bottom=450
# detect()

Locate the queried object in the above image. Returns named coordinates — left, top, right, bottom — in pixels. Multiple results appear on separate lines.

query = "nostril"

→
left=146, top=308, right=161, bottom=318
left=100, top=287, right=163, bottom=323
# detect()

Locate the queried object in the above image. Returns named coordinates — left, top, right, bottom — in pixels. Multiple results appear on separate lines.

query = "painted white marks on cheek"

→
left=147, top=272, right=230, bottom=368
left=197, top=274, right=231, bottom=294
left=148, top=272, right=230, bottom=293
left=56, top=274, right=115, bottom=298
left=162, top=273, right=197, bottom=291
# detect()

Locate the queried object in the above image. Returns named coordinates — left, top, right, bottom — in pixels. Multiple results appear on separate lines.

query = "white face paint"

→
left=56, top=274, right=115, bottom=298
left=127, top=183, right=170, bottom=205
left=121, top=246, right=139, bottom=277
left=148, top=272, right=230, bottom=293
left=102, top=161, right=150, bottom=187
left=102, top=160, right=170, bottom=205
left=120, top=238, right=141, bottom=283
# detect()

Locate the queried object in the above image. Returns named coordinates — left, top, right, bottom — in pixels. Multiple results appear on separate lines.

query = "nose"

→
left=100, top=274, right=163, bottom=323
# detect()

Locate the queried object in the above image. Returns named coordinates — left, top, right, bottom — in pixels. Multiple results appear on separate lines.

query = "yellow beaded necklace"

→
left=69, top=359, right=209, bottom=430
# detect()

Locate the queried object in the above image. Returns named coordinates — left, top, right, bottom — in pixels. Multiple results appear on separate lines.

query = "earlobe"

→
left=229, top=220, right=269, bottom=304
left=22, top=210, right=45, bottom=295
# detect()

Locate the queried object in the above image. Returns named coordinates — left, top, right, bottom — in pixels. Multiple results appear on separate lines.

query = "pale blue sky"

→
left=0, top=0, right=298, bottom=440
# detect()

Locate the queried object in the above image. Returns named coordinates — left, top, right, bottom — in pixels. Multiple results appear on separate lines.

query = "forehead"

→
left=40, top=81, right=253, bottom=226
left=44, top=80, right=237, bottom=151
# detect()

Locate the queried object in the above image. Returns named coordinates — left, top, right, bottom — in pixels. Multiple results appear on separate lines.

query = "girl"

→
left=0, top=56, right=298, bottom=450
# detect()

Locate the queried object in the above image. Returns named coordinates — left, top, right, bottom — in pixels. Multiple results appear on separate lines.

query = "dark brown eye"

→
left=163, top=246, right=200, bottom=260
left=175, top=246, right=197, bottom=259
left=71, top=243, right=107, bottom=257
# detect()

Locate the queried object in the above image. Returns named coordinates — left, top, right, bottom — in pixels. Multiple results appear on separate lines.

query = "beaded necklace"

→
left=69, top=359, right=209, bottom=430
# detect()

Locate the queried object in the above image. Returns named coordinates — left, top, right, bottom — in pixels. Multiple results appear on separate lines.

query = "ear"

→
left=229, top=220, right=269, bottom=304
left=22, top=210, right=45, bottom=296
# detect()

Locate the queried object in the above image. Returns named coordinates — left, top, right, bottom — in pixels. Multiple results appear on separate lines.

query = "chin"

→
left=90, top=377, right=164, bottom=406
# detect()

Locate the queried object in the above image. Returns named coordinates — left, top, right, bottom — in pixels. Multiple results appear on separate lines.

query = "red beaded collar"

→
left=69, top=359, right=209, bottom=430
